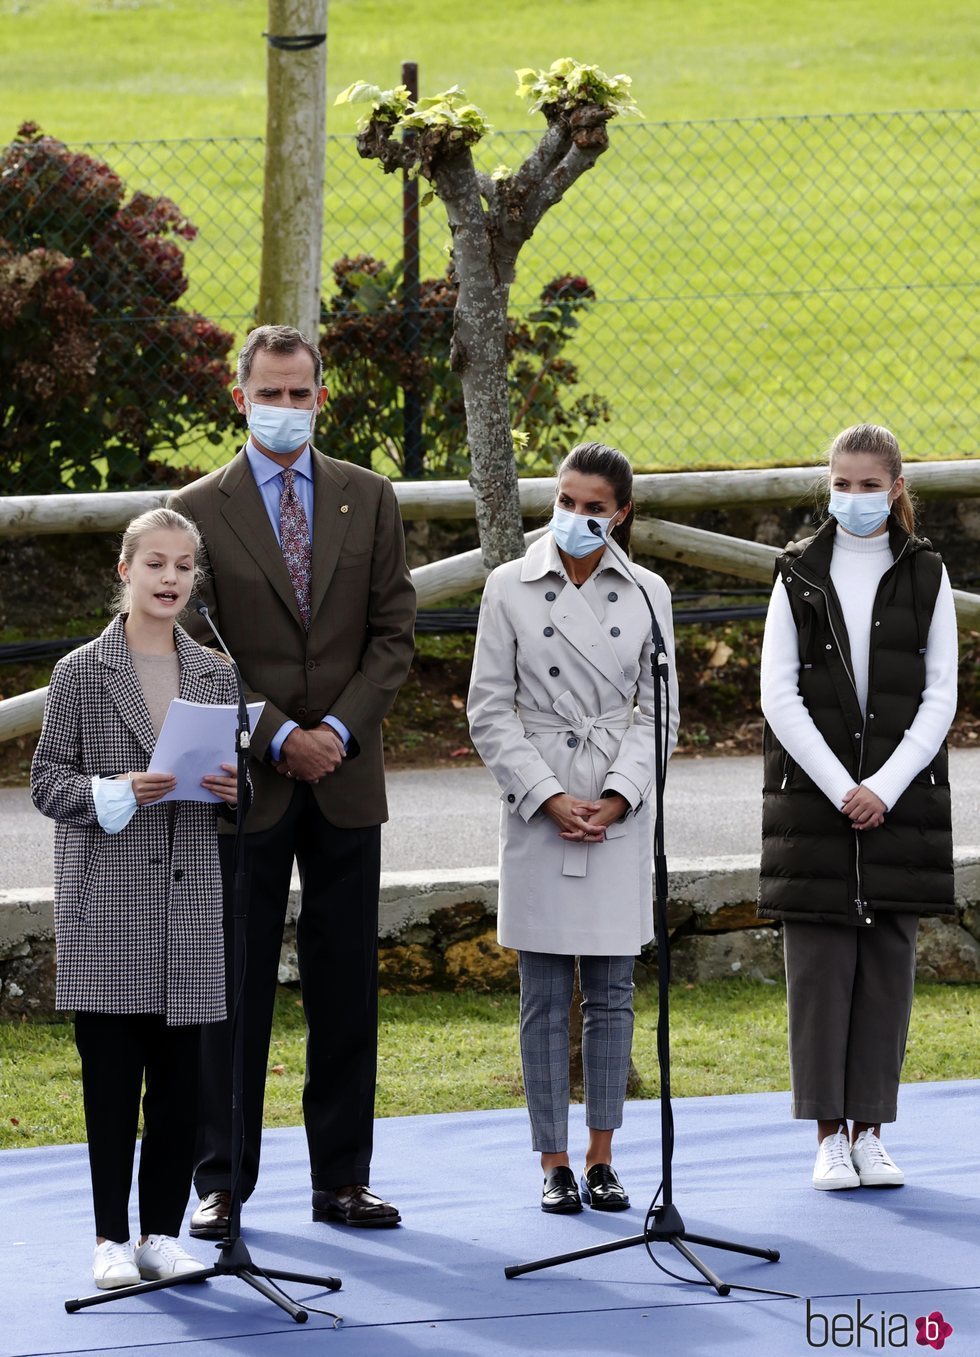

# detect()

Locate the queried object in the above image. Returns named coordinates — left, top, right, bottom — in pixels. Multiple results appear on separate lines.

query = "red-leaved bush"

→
left=0, top=123, right=234, bottom=492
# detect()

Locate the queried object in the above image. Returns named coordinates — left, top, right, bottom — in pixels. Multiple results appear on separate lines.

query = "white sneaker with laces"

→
left=134, top=1234, right=208, bottom=1281
left=850, top=1129, right=905, bottom=1186
left=92, top=1239, right=140, bottom=1289
left=812, top=1126, right=860, bottom=1191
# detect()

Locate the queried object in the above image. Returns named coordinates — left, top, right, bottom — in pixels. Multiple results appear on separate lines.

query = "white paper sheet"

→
left=148, top=697, right=265, bottom=803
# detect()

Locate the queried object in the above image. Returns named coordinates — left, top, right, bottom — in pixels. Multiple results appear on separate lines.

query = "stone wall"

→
left=3, top=853, right=979, bottom=1019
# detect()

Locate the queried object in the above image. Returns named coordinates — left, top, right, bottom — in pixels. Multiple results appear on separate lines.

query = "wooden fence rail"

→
left=2, top=513, right=978, bottom=743
left=1, top=460, right=977, bottom=538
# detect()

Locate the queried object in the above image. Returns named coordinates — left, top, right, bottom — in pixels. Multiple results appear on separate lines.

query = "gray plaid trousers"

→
left=517, top=952, right=636, bottom=1153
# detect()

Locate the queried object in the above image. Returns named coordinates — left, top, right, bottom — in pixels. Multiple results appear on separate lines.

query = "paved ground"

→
left=4, top=748, right=979, bottom=889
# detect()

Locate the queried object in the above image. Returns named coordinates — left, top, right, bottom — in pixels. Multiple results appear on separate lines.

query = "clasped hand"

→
left=542, top=792, right=630, bottom=842
left=842, top=784, right=886, bottom=830
left=275, top=726, right=345, bottom=784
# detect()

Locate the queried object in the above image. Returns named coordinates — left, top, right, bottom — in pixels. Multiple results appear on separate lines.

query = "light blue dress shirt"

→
left=244, top=439, right=351, bottom=761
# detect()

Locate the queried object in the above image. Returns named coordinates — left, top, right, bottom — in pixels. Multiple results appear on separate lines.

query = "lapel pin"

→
left=340, top=504, right=349, bottom=513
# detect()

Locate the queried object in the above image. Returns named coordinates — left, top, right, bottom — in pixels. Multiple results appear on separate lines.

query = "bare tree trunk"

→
left=353, top=94, right=614, bottom=569
left=258, top=0, right=327, bottom=340
left=434, top=152, right=525, bottom=569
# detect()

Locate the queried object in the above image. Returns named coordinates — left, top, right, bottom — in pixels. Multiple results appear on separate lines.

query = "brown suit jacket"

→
left=170, top=448, right=416, bottom=833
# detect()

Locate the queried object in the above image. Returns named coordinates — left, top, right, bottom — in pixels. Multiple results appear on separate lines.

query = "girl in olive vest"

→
left=758, top=424, right=957, bottom=1191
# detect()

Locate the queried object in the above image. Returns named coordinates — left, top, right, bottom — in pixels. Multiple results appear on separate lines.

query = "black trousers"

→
left=74, top=1012, right=201, bottom=1243
left=194, top=782, right=382, bottom=1201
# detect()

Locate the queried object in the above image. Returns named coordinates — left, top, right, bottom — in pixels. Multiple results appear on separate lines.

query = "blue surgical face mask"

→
left=828, top=488, right=893, bottom=537
left=550, top=504, right=616, bottom=558
left=245, top=399, right=316, bottom=455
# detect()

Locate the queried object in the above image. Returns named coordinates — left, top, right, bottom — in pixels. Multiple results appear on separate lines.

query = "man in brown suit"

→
left=171, top=324, right=416, bottom=1232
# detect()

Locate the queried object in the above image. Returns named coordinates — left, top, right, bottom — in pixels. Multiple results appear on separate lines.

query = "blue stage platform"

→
left=1, top=1080, right=977, bottom=1357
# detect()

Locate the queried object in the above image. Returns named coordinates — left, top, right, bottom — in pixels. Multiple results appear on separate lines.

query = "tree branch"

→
left=475, top=170, right=497, bottom=207
left=508, top=119, right=570, bottom=199
left=355, top=120, right=415, bottom=175
left=520, top=105, right=614, bottom=239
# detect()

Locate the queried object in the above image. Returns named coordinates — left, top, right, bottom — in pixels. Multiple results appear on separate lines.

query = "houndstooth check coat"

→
left=31, top=615, right=237, bottom=1026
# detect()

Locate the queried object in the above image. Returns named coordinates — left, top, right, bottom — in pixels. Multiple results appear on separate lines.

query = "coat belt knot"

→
left=518, top=693, right=632, bottom=877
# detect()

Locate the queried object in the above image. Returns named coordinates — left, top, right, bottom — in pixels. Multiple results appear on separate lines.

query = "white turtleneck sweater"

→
left=761, top=528, right=958, bottom=811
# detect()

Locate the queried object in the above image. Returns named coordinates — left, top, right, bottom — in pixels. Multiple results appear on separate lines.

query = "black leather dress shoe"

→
left=189, top=1189, right=231, bottom=1238
left=312, top=1185, right=401, bottom=1227
left=580, top=1163, right=630, bottom=1211
left=541, top=1165, right=582, bottom=1214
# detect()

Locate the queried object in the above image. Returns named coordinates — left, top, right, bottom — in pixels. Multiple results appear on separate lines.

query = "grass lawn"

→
left=2, top=0, right=977, bottom=140
left=1, top=979, right=977, bottom=1150
left=0, top=1, right=976, bottom=476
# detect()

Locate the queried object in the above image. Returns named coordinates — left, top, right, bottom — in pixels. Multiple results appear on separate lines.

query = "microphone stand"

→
left=66, top=601, right=341, bottom=1323
left=504, top=525, right=795, bottom=1299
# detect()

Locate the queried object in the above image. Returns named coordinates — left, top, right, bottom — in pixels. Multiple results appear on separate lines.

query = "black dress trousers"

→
left=194, top=781, right=382, bottom=1200
left=75, top=1011, right=201, bottom=1242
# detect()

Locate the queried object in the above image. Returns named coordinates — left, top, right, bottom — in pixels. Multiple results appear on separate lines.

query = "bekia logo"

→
left=806, top=1299, right=954, bottom=1349
left=915, top=1312, right=954, bottom=1350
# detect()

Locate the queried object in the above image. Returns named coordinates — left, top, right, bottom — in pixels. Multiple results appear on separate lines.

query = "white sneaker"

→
left=134, top=1234, right=208, bottom=1281
left=92, top=1240, right=140, bottom=1289
left=812, top=1126, right=860, bottom=1190
left=850, top=1130, right=905, bottom=1187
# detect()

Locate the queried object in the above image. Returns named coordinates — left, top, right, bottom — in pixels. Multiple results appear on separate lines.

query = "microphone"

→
left=586, top=520, right=669, bottom=667
left=586, top=524, right=671, bottom=900
left=191, top=596, right=251, bottom=752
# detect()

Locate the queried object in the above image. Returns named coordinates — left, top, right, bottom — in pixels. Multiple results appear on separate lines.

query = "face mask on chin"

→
left=244, top=399, right=316, bottom=455
left=828, top=488, right=893, bottom=537
left=549, top=504, right=618, bottom=558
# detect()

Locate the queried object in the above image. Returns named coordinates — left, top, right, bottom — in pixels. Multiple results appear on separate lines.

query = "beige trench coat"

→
left=467, top=533, right=678, bottom=956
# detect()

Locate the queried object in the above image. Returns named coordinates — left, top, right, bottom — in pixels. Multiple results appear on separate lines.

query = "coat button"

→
left=567, top=736, right=579, bottom=748
left=855, top=732, right=861, bottom=739
left=306, top=660, right=317, bottom=670
left=869, top=712, right=875, bottom=719
left=173, top=869, right=184, bottom=881
left=874, top=621, right=881, bottom=627
left=545, top=591, right=556, bottom=601
left=803, top=590, right=810, bottom=597
left=543, top=626, right=554, bottom=637
left=610, top=626, right=621, bottom=637
left=297, top=706, right=308, bottom=717
left=825, top=644, right=832, bottom=651
left=549, top=666, right=560, bottom=677
left=507, top=793, right=516, bottom=803
left=607, top=591, right=618, bottom=602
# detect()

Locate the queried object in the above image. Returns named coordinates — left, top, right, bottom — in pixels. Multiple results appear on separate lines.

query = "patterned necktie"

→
left=279, top=467, right=312, bottom=629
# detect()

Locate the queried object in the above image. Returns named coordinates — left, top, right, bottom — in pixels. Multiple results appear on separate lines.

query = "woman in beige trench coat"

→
left=467, top=443, right=678, bottom=1215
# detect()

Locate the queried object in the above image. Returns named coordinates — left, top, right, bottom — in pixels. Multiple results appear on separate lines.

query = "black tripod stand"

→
left=66, top=604, right=342, bottom=1323
left=505, top=530, right=796, bottom=1299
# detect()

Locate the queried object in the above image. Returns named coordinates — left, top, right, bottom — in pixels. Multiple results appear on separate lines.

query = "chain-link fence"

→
left=1, top=111, right=976, bottom=492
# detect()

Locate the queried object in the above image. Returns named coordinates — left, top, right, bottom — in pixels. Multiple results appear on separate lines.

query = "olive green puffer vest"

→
left=758, top=516, right=954, bottom=927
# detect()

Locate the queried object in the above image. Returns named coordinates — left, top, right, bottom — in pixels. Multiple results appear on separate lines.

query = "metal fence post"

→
left=401, top=60, right=424, bottom=479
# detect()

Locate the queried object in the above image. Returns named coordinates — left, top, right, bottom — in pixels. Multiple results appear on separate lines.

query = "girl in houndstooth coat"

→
left=31, top=508, right=242, bottom=1291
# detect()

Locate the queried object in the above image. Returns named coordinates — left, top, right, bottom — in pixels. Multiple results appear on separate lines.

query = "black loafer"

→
left=580, top=1163, right=630, bottom=1211
left=541, top=1165, right=582, bottom=1214
left=312, top=1184, right=401, bottom=1227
